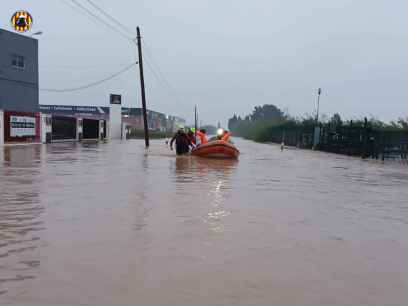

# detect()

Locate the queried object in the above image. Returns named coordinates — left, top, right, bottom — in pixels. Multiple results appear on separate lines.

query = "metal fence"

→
left=266, top=124, right=408, bottom=160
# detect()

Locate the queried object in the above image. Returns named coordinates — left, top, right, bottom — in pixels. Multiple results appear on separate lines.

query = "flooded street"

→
left=1, top=138, right=407, bottom=306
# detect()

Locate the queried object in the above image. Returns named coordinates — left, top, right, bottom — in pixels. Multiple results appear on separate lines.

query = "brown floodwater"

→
left=0, top=139, right=407, bottom=306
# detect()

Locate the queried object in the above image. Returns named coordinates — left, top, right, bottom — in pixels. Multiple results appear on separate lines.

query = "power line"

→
left=55, top=1, right=181, bottom=100
left=83, top=0, right=136, bottom=37
left=62, top=0, right=178, bottom=97
left=40, top=63, right=132, bottom=71
left=2, top=62, right=137, bottom=92
left=60, top=0, right=99, bottom=26
left=143, top=57, right=166, bottom=88
left=142, top=38, right=171, bottom=85
left=64, top=0, right=132, bottom=42
left=41, top=62, right=137, bottom=92
left=141, top=37, right=180, bottom=100
left=143, top=57, right=180, bottom=103
left=0, top=75, right=37, bottom=87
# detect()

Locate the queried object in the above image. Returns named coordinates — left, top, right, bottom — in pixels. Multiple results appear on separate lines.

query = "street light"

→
left=313, top=88, right=322, bottom=149
left=316, top=87, right=322, bottom=124
left=30, top=30, right=43, bottom=37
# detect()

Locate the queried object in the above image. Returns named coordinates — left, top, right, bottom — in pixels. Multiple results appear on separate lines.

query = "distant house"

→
left=122, top=107, right=167, bottom=132
left=167, top=115, right=186, bottom=133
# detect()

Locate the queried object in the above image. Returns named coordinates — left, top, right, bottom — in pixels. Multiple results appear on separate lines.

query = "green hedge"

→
left=127, top=128, right=171, bottom=139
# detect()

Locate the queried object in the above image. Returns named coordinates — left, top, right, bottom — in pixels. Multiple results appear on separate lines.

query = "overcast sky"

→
left=2, top=0, right=408, bottom=125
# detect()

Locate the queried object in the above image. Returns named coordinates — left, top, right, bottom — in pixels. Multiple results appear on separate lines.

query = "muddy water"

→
left=0, top=139, right=407, bottom=306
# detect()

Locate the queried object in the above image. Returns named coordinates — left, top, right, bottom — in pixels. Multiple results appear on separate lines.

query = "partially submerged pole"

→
left=136, top=26, right=149, bottom=148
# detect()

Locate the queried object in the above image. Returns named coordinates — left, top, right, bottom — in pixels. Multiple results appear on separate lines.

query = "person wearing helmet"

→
left=186, top=129, right=196, bottom=146
left=170, top=129, right=193, bottom=155
left=216, top=128, right=224, bottom=140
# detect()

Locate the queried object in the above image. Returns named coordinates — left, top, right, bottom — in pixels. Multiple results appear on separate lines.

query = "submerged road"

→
left=0, top=139, right=407, bottom=306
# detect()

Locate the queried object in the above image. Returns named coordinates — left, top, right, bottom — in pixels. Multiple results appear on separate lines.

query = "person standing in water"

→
left=170, top=129, right=193, bottom=155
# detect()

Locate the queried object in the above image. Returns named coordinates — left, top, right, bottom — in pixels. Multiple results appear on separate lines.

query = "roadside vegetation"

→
left=228, top=104, right=408, bottom=143
left=127, top=128, right=171, bottom=139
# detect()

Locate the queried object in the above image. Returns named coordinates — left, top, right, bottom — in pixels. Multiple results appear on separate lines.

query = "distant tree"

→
left=390, top=121, right=400, bottom=129
left=320, top=114, right=329, bottom=123
left=330, top=113, right=343, bottom=129
left=227, top=104, right=408, bottom=144
left=398, top=118, right=408, bottom=130
left=368, top=117, right=387, bottom=130
left=228, top=114, right=239, bottom=131
left=299, top=114, right=316, bottom=127
left=251, top=104, right=285, bottom=122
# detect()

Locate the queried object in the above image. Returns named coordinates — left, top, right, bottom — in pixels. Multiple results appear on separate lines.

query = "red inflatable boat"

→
left=191, top=140, right=240, bottom=159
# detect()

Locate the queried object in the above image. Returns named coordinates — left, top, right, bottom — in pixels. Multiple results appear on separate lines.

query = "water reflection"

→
left=1, top=140, right=408, bottom=306
left=174, top=156, right=238, bottom=176
left=2, top=145, right=42, bottom=167
left=204, top=177, right=232, bottom=233
left=0, top=145, right=44, bottom=295
left=173, top=156, right=237, bottom=233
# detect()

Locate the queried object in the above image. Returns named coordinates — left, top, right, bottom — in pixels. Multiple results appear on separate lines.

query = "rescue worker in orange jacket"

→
left=221, top=130, right=231, bottom=142
left=196, top=129, right=208, bottom=145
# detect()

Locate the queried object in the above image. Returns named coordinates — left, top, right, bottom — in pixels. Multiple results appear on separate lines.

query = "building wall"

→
left=0, top=29, right=39, bottom=112
left=0, top=110, right=4, bottom=145
left=110, top=104, right=122, bottom=139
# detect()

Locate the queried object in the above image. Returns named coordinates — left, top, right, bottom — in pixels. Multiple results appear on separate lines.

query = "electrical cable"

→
left=141, top=38, right=180, bottom=101
left=1, top=62, right=137, bottom=92
left=54, top=0, right=181, bottom=101
left=83, top=0, right=136, bottom=37
left=65, top=0, right=132, bottom=41
left=60, top=0, right=99, bottom=26
left=143, top=58, right=166, bottom=88
left=62, top=0, right=179, bottom=99
left=40, top=62, right=137, bottom=92
left=142, top=38, right=174, bottom=89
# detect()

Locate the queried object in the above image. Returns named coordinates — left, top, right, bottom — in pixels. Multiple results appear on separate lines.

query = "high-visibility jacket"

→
left=196, top=131, right=208, bottom=144
left=221, top=132, right=231, bottom=142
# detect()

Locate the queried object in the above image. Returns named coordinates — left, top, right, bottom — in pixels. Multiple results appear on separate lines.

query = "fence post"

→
left=362, top=117, right=368, bottom=158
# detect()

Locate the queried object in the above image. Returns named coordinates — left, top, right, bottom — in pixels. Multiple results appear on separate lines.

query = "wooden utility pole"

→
left=136, top=26, right=149, bottom=148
